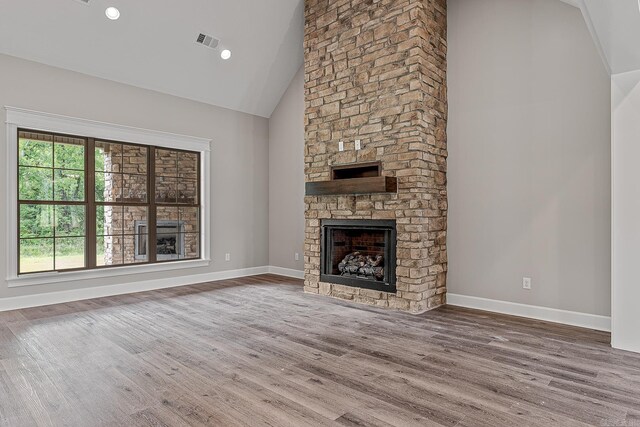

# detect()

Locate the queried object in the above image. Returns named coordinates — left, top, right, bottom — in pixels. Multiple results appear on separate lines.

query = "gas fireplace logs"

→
left=338, top=252, right=384, bottom=281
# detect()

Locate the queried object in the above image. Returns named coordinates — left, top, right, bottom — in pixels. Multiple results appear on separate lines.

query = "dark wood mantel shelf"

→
left=305, top=176, right=397, bottom=196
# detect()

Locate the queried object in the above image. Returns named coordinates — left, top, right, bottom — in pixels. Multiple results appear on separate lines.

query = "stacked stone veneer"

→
left=304, top=0, right=448, bottom=313
left=101, top=144, right=148, bottom=265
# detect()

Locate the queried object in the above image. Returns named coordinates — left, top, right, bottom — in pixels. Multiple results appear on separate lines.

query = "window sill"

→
left=7, top=258, right=211, bottom=288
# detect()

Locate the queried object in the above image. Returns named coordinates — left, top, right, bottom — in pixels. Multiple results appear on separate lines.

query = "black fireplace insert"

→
left=321, top=219, right=396, bottom=293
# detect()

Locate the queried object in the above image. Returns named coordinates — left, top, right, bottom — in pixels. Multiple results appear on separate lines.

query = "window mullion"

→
left=148, top=146, right=157, bottom=263
left=86, top=138, right=97, bottom=268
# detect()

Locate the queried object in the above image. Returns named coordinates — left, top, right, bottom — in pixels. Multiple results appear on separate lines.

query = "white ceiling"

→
left=581, top=0, right=640, bottom=75
left=0, top=0, right=304, bottom=118
left=2, top=0, right=638, bottom=119
left=561, top=0, right=640, bottom=75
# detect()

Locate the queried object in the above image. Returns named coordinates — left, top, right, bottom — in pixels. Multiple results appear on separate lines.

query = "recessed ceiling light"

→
left=105, top=7, right=120, bottom=20
left=220, top=49, right=232, bottom=60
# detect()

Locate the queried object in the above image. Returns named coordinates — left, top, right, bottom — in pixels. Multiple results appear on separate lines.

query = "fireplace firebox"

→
left=134, top=220, right=186, bottom=260
left=321, top=219, right=396, bottom=293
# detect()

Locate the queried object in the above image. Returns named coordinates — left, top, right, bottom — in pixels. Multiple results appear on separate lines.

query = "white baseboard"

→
left=267, top=266, right=304, bottom=279
left=8, top=270, right=610, bottom=334
left=447, top=293, right=611, bottom=332
left=0, top=266, right=270, bottom=313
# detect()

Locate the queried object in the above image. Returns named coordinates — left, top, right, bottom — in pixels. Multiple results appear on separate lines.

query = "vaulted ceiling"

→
left=561, top=0, right=640, bottom=75
left=1, top=0, right=638, bottom=119
left=0, top=0, right=304, bottom=118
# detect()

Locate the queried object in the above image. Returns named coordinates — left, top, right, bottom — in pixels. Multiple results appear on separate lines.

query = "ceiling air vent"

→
left=74, top=0, right=90, bottom=4
left=196, top=33, right=220, bottom=50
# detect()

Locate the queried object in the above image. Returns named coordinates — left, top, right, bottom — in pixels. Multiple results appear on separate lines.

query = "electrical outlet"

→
left=522, top=277, right=531, bottom=290
left=295, top=252, right=300, bottom=261
left=338, top=141, right=344, bottom=152
left=355, top=139, right=361, bottom=150
left=225, top=253, right=231, bottom=262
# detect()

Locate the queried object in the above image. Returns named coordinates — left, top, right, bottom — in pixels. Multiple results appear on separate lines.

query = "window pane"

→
left=122, top=145, right=148, bottom=174
left=155, top=176, right=177, bottom=203
left=20, top=204, right=53, bottom=238
left=178, top=180, right=198, bottom=204
left=97, top=235, right=124, bottom=266
left=95, top=173, right=122, bottom=202
left=157, top=206, right=179, bottom=222
left=95, top=142, right=122, bottom=172
left=96, top=236, right=105, bottom=266
left=155, top=149, right=177, bottom=177
left=124, top=234, right=148, bottom=264
left=54, top=137, right=85, bottom=170
left=122, top=174, right=147, bottom=202
left=19, top=136, right=53, bottom=168
left=97, top=205, right=124, bottom=236
left=181, top=234, right=199, bottom=259
left=124, top=206, right=147, bottom=235
left=179, top=207, right=199, bottom=233
left=19, top=166, right=53, bottom=201
left=55, top=237, right=85, bottom=270
left=54, top=205, right=85, bottom=237
left=136, top=233, right=148, bottom=256
left=178, top=152, right=198, bottom=179
left=54, top=170, right=85, bottom=201
left=20, top=238, right=54, bottom=273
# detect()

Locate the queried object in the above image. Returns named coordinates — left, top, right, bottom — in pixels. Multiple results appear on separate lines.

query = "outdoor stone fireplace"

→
left=133, top=220, right=186, bottom=260
left=304, top=0, right=448, bottom=313
left=98, top=144, right=199, bottom=265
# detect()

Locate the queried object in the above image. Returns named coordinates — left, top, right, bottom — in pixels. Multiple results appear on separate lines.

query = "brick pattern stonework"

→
left=304, top=0, right=448, bottom=313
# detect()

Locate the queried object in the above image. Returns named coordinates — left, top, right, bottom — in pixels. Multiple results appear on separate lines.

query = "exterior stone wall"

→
left=304, top=0, right=448, bottom=312
left=100, top=144, right=148, bottom=265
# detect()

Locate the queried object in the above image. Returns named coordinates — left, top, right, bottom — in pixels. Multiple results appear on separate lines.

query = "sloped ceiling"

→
left=1, top=0, right=634, bottom=119
left=562, top=0, right=640, bottom=75
left=0, top=0, right=304, bottom=118
left=581, top=0, right=640, bottom=75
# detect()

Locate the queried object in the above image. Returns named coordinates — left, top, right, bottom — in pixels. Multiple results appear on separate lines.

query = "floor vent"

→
left=196, top=33, right=220, bottom=50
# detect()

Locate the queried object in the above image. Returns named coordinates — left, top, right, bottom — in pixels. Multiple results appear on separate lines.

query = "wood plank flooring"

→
left=0, top=274, right=638, bottom=426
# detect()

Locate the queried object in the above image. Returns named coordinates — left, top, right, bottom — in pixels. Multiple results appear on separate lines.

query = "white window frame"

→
left=5, top=106, right=212, bottom=287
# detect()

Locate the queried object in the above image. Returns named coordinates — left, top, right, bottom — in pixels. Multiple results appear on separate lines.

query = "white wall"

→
left=447, top=0, right=611, bottom=316
left=0, top=53, right=269, bottom=300
left=612, top=70, right=640, bottom=353
left=268, top=66, right=305, bottom=272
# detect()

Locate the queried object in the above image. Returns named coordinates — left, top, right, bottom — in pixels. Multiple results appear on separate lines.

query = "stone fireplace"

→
left=304, top=0, right=448, bottom=313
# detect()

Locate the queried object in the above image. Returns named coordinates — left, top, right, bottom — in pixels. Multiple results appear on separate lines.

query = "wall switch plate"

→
left=355, top=139, right=361, bottom=150
left=295, top=252, right=300, bottom=261
left=338, top=141, right=344, bottom=151
left=225, top=253, right=231, bottom=261
left=523, top=277, right=531, bottom=290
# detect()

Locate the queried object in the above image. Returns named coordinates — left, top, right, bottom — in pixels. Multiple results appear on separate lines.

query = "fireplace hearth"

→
left=321, top=219, right=396, bottom=293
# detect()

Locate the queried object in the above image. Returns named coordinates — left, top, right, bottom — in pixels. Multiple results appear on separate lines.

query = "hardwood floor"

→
left=0, top=274, right=638, bottom=426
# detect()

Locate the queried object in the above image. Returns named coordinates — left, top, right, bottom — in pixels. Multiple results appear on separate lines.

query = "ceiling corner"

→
left=573, top=0, right=613, bottom=75
left=558, top=0, right=582, bottom=8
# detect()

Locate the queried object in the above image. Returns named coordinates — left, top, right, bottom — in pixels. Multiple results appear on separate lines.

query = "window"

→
left=17, top=129, right=201, bottom=275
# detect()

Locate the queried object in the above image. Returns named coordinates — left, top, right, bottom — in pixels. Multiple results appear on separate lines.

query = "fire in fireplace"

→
left=321, top=219, right=396, bottom=292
